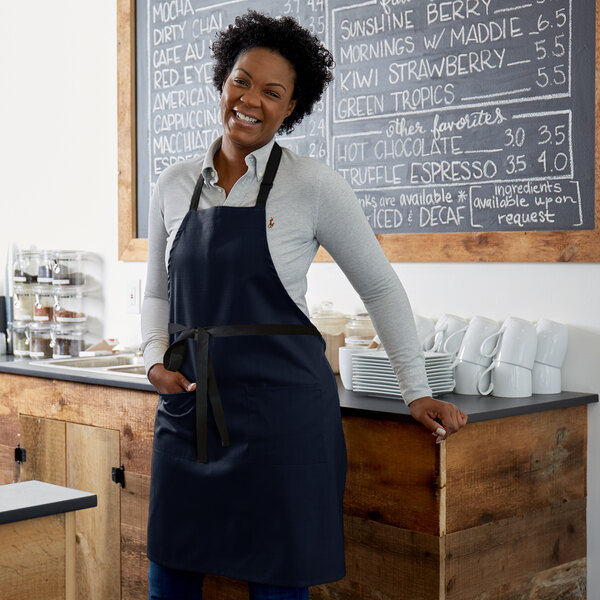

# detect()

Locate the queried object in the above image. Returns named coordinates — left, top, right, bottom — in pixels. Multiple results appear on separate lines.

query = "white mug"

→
left=478, top=360, right=532, bottom=397
left=414, top=315, right=435, bottom=351
left=456, top=316, right=499, bottom=367
left=480, top=316, right=537, bottom=369
left=532, top=362, right=562, bottom=394
left=425, top=314, right=468, bottom=353
left=535, top=319, right=568, bottom=368
left=454, top=359, right=490, bottom=395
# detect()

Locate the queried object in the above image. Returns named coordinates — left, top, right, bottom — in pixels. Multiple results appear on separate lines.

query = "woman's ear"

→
left=286, top=98, right=298, bottom=118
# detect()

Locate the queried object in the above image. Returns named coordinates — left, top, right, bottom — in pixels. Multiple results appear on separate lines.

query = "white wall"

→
left=1, top=1, right=598, bottom=593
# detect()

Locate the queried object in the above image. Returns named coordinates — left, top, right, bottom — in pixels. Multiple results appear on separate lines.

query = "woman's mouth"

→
left=234, top=110, right=260, bottom=124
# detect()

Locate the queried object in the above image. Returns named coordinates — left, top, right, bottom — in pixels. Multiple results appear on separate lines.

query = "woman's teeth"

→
left=235, top=111, right=259, bottom=123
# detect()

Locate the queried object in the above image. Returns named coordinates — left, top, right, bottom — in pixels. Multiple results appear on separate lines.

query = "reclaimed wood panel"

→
left=312, top=514, right=441, bottom=600
left=445, top=498, right=586, bottom=600
left=66, top=511, right=76, bottom=600
left=0, top=513, right=65, bottom=600
left=67, top=422, right=121, bottom=600
left=203, top=575, right=249, bottom=599
left=343, top=415, right=442, bottom=535
left=0, top=443, right=15, bottom=484
left=121, top=472, right=150, bottom=600
left=19, top=414, right=66, bottom=485
left=465, top=558, right=587, bottom=600
left=0, top=373, right=155, bottom=476
left=445, top=406, right=587, bottom=533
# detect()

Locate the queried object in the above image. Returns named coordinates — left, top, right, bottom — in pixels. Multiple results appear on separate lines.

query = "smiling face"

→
left=220, top=47, right=297, bottom=156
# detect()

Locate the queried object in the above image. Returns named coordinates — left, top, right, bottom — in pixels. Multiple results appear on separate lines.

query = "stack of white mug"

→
left=415, top=314, right=568, bottom=398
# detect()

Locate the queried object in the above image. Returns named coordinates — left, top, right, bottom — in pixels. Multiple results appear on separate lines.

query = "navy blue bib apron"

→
left=147, top=143, right=347, bottom=587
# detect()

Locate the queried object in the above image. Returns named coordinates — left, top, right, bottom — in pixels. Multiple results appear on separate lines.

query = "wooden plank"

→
left=445, top=498, right=586, bottom=600
left=445, top=406, right=586, bottom=532
left=312, top=515, right=440, bottom=600
left=0, top=443, right=16, bottom=485
left=0, top=513, right=65, bottom=600
left=67, top=422, right=121, bottom=600
left=65, top=511, right=76, bottom=600
left=121, top=472, right=150, bottom=600
left=203, top=575, right=249, bottom=599
left=342, top=415, right=442, bottom=535
left=464, top=558, right=586, bottom=600
left=19, top=415, right=66, bottom=485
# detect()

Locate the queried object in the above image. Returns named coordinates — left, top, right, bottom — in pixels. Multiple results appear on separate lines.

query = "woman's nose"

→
left=240, top=89, right=259, bottom=106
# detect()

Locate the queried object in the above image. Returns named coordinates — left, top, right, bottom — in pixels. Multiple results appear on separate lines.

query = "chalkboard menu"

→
left=135, top=0, right=595, bottom=238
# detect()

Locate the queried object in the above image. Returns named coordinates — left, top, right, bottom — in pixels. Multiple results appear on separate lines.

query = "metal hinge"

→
left=14, top=444, right=26, bottom=463
left=111, top=464, right=126, bottom=488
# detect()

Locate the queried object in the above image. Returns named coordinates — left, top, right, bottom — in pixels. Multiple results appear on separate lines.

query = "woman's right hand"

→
left=148, top=363, right=196, bottom=394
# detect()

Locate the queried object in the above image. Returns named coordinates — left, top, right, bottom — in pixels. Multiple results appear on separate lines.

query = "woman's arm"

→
left=141, top=178, right=195, bottom=394
left=314, top=168, right=467, bottom=439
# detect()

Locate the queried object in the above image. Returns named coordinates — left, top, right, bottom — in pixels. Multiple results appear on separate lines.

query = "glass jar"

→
left=29, top=322, right=53, bottom=359
left=13, top=250, right=39, bottom=285
left=51, top=323, right=87, bottom=358
left=12, top=285, right=35, bottom=321
left=53, top=287, right=86, bottom=323
left=37, top=250, right=56, bottom=284
left=310, top=301, right=347, bottom=374
left=33, top=285, right=54, bottom=322
left=9, top=321, right=30, bottom=357
left=53, top=251, right=87, bottom=286
left=345, top=313, right=376, bottom=348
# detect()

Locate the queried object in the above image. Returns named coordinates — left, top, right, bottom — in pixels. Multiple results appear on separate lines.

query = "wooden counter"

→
left=0, top=368, right=595, bottom=599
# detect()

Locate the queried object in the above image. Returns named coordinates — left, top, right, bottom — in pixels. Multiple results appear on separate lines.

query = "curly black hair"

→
left=211, top=10, right=334, bottom=134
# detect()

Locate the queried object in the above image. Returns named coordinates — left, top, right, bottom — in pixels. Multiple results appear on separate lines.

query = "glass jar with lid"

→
left=37, top=250, right=56, bottom=285
left=53, top=251, right=87, bottom=286
left=12, top=285, right=35, bottom=321
left=29, top=322, right=53, bottom=359
left=9, top=321, right=30, bottom=357
left=32, top=285, right=54, bottom=322
left=51, top=323, right=87, bottom=358
left=345, top=312, right=376, bottom=348
left=53, top=287, right=86, bottom=323
left=310, top=301, right=347, bottom=374
left=13, top=250, right=40, bottom=285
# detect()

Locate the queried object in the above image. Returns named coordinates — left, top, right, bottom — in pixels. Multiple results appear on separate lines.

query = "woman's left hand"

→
left=409, top=396, right=468, bottom=443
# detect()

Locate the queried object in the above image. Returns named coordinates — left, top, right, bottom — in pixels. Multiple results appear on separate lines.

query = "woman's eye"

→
left=233, top=78, right=247, bottom=86
left=266, top=91, right=280, bottom=98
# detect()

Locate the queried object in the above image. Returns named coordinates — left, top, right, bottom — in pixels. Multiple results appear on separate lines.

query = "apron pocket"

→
left=158, top=389, right=196, bottom=417
left=246, top=383, right=326, bottom=465
left=154, top=390, right=197, bottom=461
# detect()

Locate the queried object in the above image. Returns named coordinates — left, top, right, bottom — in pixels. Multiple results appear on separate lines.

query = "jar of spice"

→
left=13, top=250, right=39, bottom=285
left=33, top=285, right=54, bottom=322
left=38, top=250, right=56, bottom=284
left=9, top=321, right=30, bottom=357
left=29, top=322, right=53, bottom=359
left=51, top=323, right=87, bottom=358
left=345, top=313, right=376, bottom=348
left=310, top=301, right=347, bottom=374
left=12, top=285, right=35, bottom=321
left=53, top=287, right=86, bottom=323
left=53, top=251, right=87, bottom=286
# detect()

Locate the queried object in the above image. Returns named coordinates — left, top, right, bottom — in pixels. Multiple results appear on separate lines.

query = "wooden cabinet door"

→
left=19, top=415, right=121, bottom=599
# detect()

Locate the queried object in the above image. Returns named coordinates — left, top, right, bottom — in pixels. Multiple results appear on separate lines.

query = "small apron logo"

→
left=268, top=217, right=275, bottom=229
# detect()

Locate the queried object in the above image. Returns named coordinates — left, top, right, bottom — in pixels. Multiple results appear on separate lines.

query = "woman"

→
left=142, top=10, right=467, bottom=600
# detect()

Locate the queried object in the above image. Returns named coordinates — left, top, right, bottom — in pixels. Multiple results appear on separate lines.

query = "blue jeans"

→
left=148, top=560, right=309, bottom=600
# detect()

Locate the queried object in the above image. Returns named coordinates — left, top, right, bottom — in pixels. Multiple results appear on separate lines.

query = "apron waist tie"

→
left=163, top=322, right=322, bottom=463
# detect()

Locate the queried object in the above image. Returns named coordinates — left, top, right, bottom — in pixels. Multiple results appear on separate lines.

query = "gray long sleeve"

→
left=141, top=137, right=431, bottom=404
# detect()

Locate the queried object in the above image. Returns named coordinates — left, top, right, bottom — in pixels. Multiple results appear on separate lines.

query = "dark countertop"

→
left=0, top=355, right=597, bottom=423
left=0, top=480, right=97, bottom=525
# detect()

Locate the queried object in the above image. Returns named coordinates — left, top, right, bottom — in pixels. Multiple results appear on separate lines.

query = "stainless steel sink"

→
left=32, top=354, right=147, bottom=379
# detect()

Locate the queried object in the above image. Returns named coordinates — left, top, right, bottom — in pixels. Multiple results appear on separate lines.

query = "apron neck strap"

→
left=255, top=142, right=282, bottom=208
left=188, top=142, right=282, bottom=212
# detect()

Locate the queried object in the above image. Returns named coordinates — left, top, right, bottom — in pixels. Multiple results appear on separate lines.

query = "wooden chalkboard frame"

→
left=117, top=0, right=600, bottom=262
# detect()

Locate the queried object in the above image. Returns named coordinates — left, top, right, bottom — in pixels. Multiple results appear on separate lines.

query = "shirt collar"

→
left=201, top=136, right=276, bottom=187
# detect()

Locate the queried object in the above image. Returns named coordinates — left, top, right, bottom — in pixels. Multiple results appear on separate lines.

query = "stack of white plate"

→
left=352, top=350, right=455, bottom=399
